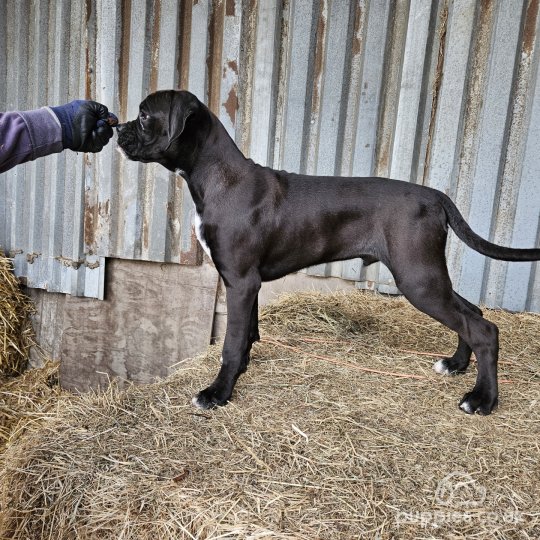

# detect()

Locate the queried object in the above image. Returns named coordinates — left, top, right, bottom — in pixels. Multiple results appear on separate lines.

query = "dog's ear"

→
left=166, top=91, right=198, bottom=150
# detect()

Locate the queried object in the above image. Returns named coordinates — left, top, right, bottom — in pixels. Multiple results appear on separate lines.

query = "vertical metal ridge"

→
left=447, top=0, right=494, bottom=290
left=1, top=0, right=538, bottom=309
left=484, top=0, right=540, bottom=308
left=248, top=0, right=281, bottom=165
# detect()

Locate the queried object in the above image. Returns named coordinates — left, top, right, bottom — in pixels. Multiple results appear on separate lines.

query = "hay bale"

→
left=0, top=361, right=62, bottom=453
left=0, top=251, right=37, bottom=376
left=1, top=291, right=539, bottom=539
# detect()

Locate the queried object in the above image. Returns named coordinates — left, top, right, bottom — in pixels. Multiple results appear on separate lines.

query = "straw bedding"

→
left=0, top=251, right=37, bottom=376
left=1, top=290, right=539, bottom=539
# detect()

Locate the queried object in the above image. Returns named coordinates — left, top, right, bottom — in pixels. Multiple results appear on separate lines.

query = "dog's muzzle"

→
left=116, top=122, right=139, bottom=159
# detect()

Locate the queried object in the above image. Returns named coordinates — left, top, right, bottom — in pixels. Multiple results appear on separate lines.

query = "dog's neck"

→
left=182, top=107, right=256, bottom=211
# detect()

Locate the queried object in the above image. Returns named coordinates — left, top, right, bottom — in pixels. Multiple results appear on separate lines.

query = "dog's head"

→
left=117, top=90, right=205, bottom=173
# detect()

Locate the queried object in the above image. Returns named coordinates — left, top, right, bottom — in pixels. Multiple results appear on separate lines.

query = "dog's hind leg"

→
left=433, top=293, right=482, bottom=375
left=193, top=272, right=261, bottom=409
left=391, top=263, right=499, bottom=415
left=249, top=295, right=260, bottom=346
left=239, top=296, right=260, bottom=375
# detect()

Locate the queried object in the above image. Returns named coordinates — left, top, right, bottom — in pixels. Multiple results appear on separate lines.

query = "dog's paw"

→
left=192, top=386, right=230, bottom=410
left=459, top=390, right=498, bottom=415
left=433, top=357, right=469, bottom=375
left=433, top=358, right=451, bottom=375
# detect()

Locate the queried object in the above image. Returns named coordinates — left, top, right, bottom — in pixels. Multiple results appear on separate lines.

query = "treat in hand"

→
left=51, top=100, right=118, bottom=153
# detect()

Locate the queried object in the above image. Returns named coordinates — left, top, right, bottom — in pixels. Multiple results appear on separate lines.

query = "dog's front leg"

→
left=192, top=273, right=261, bottom=409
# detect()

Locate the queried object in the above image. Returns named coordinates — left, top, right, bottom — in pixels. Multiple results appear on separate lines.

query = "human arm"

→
left=0, top=101, right=117, bottom=174
left=0, top=108, right=63, bottom=174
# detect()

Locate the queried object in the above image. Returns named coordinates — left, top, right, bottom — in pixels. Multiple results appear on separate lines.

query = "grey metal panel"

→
left=350, top=0, right=392, bottom=178
left=485, top=2, right=540, bottom=310
left=0, top=0, right=105, bottom=299
left=276, top=0, right=318, bottom=173
left=426, top=0, right=476, bottom=196
left=1, top=0, right=539, bottom=311
left=501, top=20, right=540, bottom=312
left=389, top=0, right=434, bottom=182
left=456, top=1, right=525, bottom=305
left=87, top=0, right=203, bottom=266
left=249, top=0, right=281, bottom=166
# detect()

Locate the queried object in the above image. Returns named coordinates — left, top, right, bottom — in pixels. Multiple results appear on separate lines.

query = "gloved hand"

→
left=50, top=100, right=118, bottom=153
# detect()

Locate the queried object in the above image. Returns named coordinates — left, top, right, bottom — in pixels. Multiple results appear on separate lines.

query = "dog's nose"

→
left=116, top=123, right=127, bottom=133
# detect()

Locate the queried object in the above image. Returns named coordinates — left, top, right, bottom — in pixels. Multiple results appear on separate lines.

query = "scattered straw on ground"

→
left=0, top=251, right=37, bottom=376
left=1, top=291, right=539, bottom=539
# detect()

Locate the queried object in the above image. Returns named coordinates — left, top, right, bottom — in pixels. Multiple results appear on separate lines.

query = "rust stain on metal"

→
left=453, top=0, right=493, bottom=210
left=143, top=217, right=149, bottom=250
left=178, top=0, right=193, bottom=89
left=273, top=0, right=290, bottom=162
left=480, top=0, right=493, bottom=14
left=55, top=256, right=85, bottom=270
left=84, top=0, right=94, bottom=99
left=311, top=0, right=327, bottom=114
left=179, top=224, right=202, bottom=266
left=85, top=196, right=109, bottom=254
left=118, top=0, right=132, bottom=121
left=225, top=0, right=235, bottom=17
left=352, top=4, right=363, bottom=57
left=26, top=252, right=40, bottom=264
left=224, top=86, right=238, bottom=125
left=85, top=260, right=101, bottom=270
left=423, top=2, right=448, bottom=185
left=207, top=0, right=225, bottom=114
left=85, top=47, right=92, bottom=100
left=223, top=60, right=238, bottom=125
left=523, top=0, right=539, bottom=55
left=149, top=0, right=162, bottom=93
left=84, top=197, right=97, bottom=251
left=375, top=0, right=419, bottom=177
left=237, top=0, right=257, bottom=155
left=226, top=58, right=238, bottom=75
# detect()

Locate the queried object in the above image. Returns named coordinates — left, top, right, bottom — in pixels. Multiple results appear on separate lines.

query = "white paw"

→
left=433, top=359, right=450, bottom=375
left=191, top=395, right=205, bottom=409
left=459, top=400, right=474, bottom=414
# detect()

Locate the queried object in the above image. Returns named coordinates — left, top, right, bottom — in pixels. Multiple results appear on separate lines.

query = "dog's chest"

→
left=194, top=212, right=212, bottom=259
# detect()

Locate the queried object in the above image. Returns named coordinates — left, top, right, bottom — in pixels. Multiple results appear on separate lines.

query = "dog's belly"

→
left=258, top=230, right=379, bottom=281
left=259, top=252, right=378, bottom=282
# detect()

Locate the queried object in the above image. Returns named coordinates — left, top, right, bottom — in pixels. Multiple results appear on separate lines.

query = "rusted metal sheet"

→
left=0, top=0, right=105, bottom=299
left=1, top=0, right=539, bottom=311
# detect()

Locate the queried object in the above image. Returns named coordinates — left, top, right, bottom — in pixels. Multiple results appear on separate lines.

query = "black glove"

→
left=51, top=100, right=118, bottom=153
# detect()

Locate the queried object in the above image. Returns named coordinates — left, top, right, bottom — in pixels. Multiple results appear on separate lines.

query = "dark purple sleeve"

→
left=0, top=107, right=63, bottom=173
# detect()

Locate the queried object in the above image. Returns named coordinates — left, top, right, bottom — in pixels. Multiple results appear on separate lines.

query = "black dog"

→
left=117, top=90, right=540, bottom=415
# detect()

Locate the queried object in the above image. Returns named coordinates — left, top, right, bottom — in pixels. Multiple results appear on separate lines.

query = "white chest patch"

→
left=194, top=212, right=212, bottom=259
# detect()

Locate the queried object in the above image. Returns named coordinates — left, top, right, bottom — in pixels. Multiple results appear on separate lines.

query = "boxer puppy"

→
left=117, top=90, right=540, bottom=415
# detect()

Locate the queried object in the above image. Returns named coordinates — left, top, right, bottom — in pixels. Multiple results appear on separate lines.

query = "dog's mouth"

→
left=116, top=122, right=164, bottom=165
left=116, top=123, right=140, bottom=161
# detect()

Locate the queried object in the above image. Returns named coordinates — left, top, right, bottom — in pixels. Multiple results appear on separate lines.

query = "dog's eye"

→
left=139, top=112, right=149, bottom=131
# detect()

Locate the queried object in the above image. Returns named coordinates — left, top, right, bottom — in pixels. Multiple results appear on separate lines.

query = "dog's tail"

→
left=440, top=194, right=540, bottom=262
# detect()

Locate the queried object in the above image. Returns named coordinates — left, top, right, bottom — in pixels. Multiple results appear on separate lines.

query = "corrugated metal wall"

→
left=1, top=0, right=539, bottom=312
left=0, top=1, right=106, bottom=298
